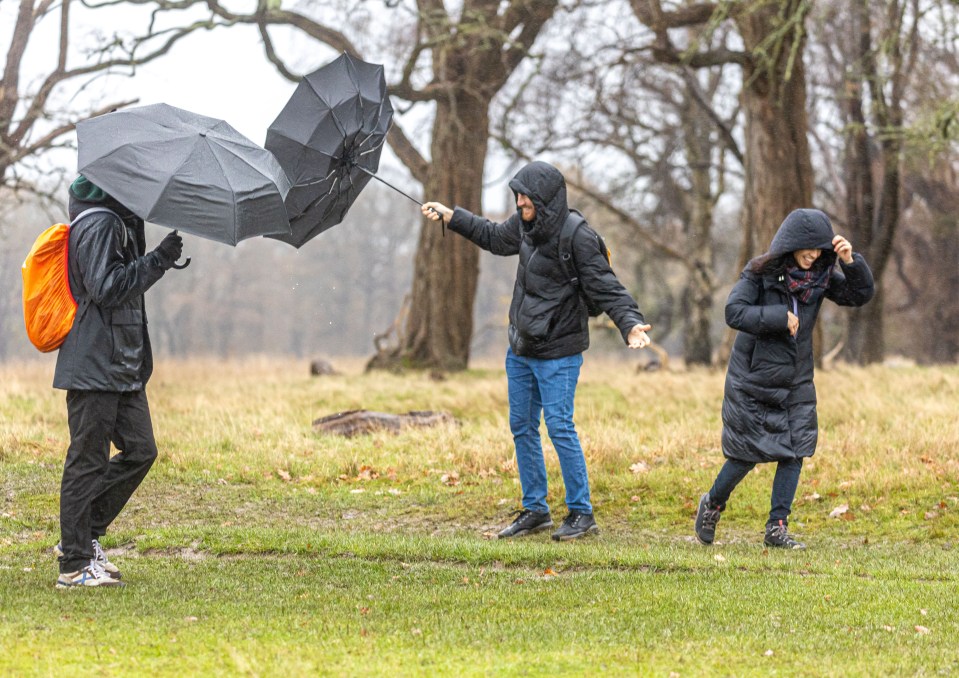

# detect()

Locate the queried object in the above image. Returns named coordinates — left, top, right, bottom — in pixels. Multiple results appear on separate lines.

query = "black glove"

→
left=154, top=231, right=183, bottom=270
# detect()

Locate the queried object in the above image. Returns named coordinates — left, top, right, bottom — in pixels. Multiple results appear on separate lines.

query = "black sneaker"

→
left=551, top=511, right=599, bottom=541
left=497, top=509, right=553, bottom=539
left=694, top=492, right=724, bottom=545
left=764, top=520, right=806, bottom=549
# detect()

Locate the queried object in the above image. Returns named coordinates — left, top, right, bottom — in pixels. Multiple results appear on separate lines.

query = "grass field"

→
left=1, top=357, right=958, bottom=676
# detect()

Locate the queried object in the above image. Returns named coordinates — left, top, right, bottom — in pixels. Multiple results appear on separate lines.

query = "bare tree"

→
left=809, top=0, right=959, bottom=363
left=103, top=0, right=562, bottom=371
left=0, top=0, right=220, bottom=198
left=492, top=6, right=742, bottom=365
left=631, top=0, right=814, bottom=263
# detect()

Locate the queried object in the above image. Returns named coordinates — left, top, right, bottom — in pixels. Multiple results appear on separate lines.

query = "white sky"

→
left=2, top=0, right=516, bottom=212
left=125, top=27, right=301, bottom=144
left=2, top=3, right=407, bottom=181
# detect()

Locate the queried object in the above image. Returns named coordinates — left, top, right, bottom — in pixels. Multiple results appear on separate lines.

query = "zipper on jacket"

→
left=524, top=249, right=537, bottom=292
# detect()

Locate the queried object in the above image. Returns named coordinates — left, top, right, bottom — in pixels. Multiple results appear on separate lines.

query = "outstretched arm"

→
left=421, top=200, right=522, bottom=256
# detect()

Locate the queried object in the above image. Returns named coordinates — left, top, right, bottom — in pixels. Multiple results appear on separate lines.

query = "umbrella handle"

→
left=355, top=167, right=447, bottom=237
left=171, top=256, right=192, bottom=270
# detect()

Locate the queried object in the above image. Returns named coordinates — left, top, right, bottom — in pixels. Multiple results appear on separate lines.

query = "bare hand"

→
left=421, top=201, right=453, bottom=222
left=787, top=311, right=799, bottom=336
left=627, top=324, right=652, bottom=349
left=832, top=234, right=854, bottom=264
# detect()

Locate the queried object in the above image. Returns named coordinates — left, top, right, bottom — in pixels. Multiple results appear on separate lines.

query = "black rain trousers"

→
left=58, top=389, right=157, bottom=573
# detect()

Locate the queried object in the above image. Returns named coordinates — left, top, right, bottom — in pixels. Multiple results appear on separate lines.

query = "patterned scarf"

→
left=785, top=264, right=830, bottom=304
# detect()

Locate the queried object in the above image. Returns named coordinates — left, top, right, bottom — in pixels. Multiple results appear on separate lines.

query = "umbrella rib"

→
left=356, top=132, right=387, bottom=158
left=299, top=166, right=339, bottom=188
left=203, top=137, right=240, bottom=242
left=208, top=135, right=284, bottom=183
left=299, top=172, right=341, bottom=217
left=354, top=114, right=392, bottom=158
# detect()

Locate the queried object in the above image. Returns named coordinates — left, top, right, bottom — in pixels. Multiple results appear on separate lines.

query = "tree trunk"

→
left=370, top=94, right=487, bottom=371
left=718, top=3, right=814, bottom=363
left=681, top=88, right=716, bottom=366
left=845, top=285, right=885, bottom=363
left=848, top=153, right=899, bottom=364
left=837, top=0, right=909, bottom=365
left=737, top=4, right=814, bottom=253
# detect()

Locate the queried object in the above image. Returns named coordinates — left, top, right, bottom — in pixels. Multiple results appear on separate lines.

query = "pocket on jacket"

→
left=739, top=379, right=790, bottom=408
left=748, top=337, right=797, bottom=388
left=110, top=309, right=143, bottom=365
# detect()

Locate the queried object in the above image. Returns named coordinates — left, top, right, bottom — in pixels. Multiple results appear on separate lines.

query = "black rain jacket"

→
left=721, top=209, right=875, bottom=462
left=447, top=161, right=645, bottom=359
left=53, top=193, right=169, bottom=391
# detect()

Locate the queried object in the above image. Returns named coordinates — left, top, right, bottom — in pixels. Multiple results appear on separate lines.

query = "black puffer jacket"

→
left=721, top=209, right=874, bottom=462
left=448, top=161, right=645, bottom=359
left=53, top=193, right=169, bottom=391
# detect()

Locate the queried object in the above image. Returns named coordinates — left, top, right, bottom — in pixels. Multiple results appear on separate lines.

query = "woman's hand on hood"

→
left=832, top=235, right=854, bottom=264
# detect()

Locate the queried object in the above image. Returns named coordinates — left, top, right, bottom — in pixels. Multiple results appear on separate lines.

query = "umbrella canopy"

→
left=265, top=52, right=393, bottom=248
left=77, top=103, right=292, bottom=246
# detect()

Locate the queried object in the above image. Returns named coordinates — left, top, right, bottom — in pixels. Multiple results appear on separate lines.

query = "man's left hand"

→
left=627, top=324, right=652, bottom=349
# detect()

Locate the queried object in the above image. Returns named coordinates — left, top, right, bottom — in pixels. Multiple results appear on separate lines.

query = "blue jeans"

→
left=505, top=347, right=591, bottom=514
left=709, top=457, right=804, bottom=525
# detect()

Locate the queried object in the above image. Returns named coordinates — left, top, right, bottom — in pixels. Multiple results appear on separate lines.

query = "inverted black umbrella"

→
left=77, top=103, right=293, bottom=252
left=266, top=52, right=422, bottom=248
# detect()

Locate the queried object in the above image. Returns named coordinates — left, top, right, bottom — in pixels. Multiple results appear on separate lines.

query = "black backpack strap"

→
left=558, top=209, right=588, bottom=291
left=67, top=208, right=124, bottom=311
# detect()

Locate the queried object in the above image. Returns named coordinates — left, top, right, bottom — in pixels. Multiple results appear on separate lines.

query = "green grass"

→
left=2, top=358, right=959, bottom=676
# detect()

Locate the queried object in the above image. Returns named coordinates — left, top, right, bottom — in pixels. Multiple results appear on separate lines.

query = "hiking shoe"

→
left=497, top=509, right=554, bottom=539
left=764, top=520, right=806, bottom=549
left=694, top=492, right=724, bottom=545
left=56, top=561, right=125, bottom=589
left=54, top=540, right=122, bottom=579
left=551, top=511, right=599, bottom=541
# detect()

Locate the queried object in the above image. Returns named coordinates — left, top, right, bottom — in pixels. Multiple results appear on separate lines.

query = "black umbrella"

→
left=77, top=103, right=293, bottom=249
left=266, top=52, right=420, bottom=248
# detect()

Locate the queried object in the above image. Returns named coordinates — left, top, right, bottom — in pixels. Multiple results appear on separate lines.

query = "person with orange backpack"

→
left=51, top=175, right=183, bottom=588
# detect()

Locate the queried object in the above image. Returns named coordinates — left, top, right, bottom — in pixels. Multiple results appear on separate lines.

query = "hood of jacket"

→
left=68, top=174, right=146, bottom=254
left=507, top=161, right=568, bottom=245
left=768, top=208, right=835, bottom=255
left=68, top=174, right=140, bottom=222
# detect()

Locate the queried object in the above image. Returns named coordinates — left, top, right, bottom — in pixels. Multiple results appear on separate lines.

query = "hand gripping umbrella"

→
left=77, top=103, right=293, bottom=263
left=266, top=52, right=423, bottom=248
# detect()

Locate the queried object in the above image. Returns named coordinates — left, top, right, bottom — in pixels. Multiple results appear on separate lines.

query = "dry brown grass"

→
left=3, top=356, right=957, bottom=538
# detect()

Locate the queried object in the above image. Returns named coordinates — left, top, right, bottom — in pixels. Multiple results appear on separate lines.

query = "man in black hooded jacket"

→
left=52, top=175, right=183, bottom=588
left=423, top=161, right=651, bottom=540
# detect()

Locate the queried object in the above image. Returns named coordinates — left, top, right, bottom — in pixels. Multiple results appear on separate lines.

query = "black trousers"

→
left=59, top=389, right=157, bottom=573
left=708, top=457, right=804, bottom=526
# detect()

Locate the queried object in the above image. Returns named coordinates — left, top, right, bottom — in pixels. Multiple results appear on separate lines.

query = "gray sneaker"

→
left=92, top=539, right=122, bottom=579
left=54, top=540, right=122, bottom=579
left=694, top=492, right=723, bottom=545
left=764, top=520, right=806, bottom=549
left=497, top=509, right=554, bottom=538
left=551, top=511, right=599, bottom=541
left=56, top=561, right=125, bottom=588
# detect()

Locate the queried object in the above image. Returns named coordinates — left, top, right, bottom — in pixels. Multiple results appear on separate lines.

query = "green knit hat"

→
left=69, top=174, right=109, bottom=202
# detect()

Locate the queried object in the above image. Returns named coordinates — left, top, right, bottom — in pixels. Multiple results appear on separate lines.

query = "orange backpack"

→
left=22, top=208, right=115, bottom=352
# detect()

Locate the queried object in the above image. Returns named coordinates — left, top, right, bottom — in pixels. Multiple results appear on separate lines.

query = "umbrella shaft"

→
left=355, top=166, right=422, bottom=207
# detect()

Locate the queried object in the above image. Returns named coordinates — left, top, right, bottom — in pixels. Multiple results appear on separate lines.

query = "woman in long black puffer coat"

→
left=694, top=208, right=874, bottom=549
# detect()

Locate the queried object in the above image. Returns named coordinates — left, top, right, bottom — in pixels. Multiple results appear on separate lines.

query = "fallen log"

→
left=312, top=409, right=455, bottom=437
